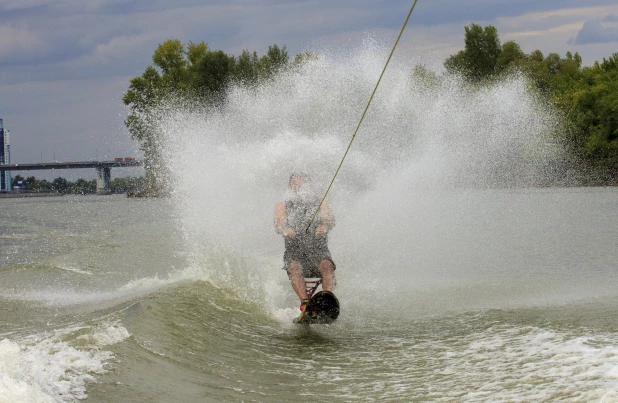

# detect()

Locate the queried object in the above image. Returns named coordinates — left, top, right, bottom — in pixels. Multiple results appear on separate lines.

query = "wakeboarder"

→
left=274, top=172, right=336, bottom=312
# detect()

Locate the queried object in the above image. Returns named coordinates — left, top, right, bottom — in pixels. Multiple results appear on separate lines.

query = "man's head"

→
left=289, top=172, right=310, bottom=194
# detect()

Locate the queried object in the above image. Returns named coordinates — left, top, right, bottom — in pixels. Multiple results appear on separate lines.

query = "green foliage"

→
left=262, top=44, right=289, bottom=78
left=529, top=50, right=544, bottom=62
left=293, top=51, right=318, bottom=67
left=37, top=180, right=53, bottom=191
left=191, top=50, right=236, bottom=99
left=152, top=39, right=187, bottom=77
left=444, top=23, right=501, bottom=81
left=110, top=176, right=146, bottom=193
left=465, top=24, right=501, bottom=79
left=18, top=177, right=54, bottom=192
left=235, top=50, right=261, bottom=85
left=24, top=176, right=37, bottom=190
left=11, top=174, right=24, bottom=187
left=123, top=40, right=310, bottom=191
left=411, top=64, right=440, bottom=91
left=562, top=55, right=618, bottom=163
left=51, top=177, right=70, bottom=193
left=495, top=41, right=525, bottom=72
left=186, top=41, right=208, bottom=65
left=443, top=50, right=466, bottom=76
left=545, top=53, right=563, bottom=75
left=123, top=66, right=163, bottom=143
left=11, top=176, right=145, bottom=194
left=70, top=178, right=96, bottom=194
left=444, top=23, right=618, bottom=176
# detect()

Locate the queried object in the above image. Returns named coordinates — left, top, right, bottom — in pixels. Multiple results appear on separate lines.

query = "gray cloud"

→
left=409, top=0, right=617, bottom=26
left=0, top=1, right=394, bottom=84
left=1, top=1, right=616, bottom=85
left=603, top=13, right=618, bottom=22
left=1, top=0, right=616, bottom=71
left=569, top=18, right=618, bottom=44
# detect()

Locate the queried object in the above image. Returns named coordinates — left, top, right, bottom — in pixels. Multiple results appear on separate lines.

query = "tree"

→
left=70, top=178, right=95, bottom=194
left=411, top=64, right=440, bottom=90
left=123, top=66, right=166, bottom=191
left=517, top=56, right=551, bottom=92
left=152, top=39, right=188, bottom=85
left=11, top=175, right=24, bottom=187
left=24, top=176, right=37, bottom=190
left=560, top=51, right=583, bottom=76
left=444, top=23, right=502, bottom=81
left=191, top=50, right=236, bottom=100
left=465, top=24, right=501, bottom=79
left=186, top=41, right=208, bottom=66
left=545, top=53, right=562, bottom=75
left=444, top=50, right=467, bottom=76
left=52, top=177, right=69, bottom=193
left=235, top=50, right=260, bottom=85
left=599, top=53, right=618, bottom=71
left=568, top=56, right=618, bottom=163
left=123, top=66, right=163, bottom=144
left=529, top=49, right=544, bottom=62
left=37, top=179, right=53, bottom=191
left=293, top=51, right=318, bottom=67
left=110, top=176, right=145, bottom=193
left=260, top=44, right=289, bottom=79
left=495, top=41, right=525, bottom=73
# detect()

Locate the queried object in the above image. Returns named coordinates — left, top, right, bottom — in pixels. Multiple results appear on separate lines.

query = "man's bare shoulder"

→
left=320, top=199, right=333, bottom=211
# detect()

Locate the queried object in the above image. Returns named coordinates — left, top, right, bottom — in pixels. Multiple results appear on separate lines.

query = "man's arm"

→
left=315, top=200, right=335, bottom=236
left=274, top=202, right=295, bottom=238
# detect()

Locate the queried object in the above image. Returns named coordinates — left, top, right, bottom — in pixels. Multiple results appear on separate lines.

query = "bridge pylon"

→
left=96, top=166, right=111, bottom=195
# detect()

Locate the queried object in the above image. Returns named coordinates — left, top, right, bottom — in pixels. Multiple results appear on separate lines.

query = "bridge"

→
left=0, top=160, right=143, bottom=195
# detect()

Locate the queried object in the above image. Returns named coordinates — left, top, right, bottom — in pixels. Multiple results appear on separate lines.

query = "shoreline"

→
left=0, top=192, right=63, bottom=199
left=1, top=181, right=616, bottom=200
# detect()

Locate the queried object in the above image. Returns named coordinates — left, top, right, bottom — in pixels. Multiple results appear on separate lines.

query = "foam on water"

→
left=3, top=285, right=166, bottom=308
left=282, top=321, right=618, bottom=401
left=1, top=266, right=198, bottom=308
left=434, top=324, right=618, bottom=401
left=0, top=320, right=129, bottom=402
left=55, top=266, right=93, bottom=276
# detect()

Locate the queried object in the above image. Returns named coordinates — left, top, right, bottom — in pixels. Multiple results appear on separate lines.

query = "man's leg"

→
left=288, top=260, right=309, bottom=300
left=318, top=259, right=335, bottom=292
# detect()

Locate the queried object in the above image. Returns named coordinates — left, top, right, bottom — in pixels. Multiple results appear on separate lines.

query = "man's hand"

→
left=283, top=229, right=296, bottom=239
left=315, top=224, right=328, bottom=237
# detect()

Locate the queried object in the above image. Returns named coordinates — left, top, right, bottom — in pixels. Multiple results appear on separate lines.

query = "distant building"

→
left=0, top=119, right=11, bottom=191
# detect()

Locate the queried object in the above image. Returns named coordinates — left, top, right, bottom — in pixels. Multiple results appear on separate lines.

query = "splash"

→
left=152, top=40, right=569, bottom=313
left=0, top=320, right=129, bottom=402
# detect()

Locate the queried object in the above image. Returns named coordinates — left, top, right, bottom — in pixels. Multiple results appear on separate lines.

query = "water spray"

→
left=305, top=0, right=420, bottom=232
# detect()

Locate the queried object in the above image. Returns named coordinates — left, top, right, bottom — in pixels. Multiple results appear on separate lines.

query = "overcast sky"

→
left=1, top=0, right=617, bottom=180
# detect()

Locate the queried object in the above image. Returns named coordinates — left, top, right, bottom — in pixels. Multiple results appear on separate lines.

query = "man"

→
left=274, top=172, right=336, bottom=311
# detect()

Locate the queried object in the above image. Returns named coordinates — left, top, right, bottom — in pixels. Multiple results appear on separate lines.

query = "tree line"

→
left=441, top=24, right=617, bottom=178
left=11, top=175, right=145, bottom=194
left=124, top=26, right=617, bottom=190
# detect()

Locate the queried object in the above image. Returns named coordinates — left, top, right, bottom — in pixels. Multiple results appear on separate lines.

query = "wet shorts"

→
left=283, top=236, right=336, bottom=278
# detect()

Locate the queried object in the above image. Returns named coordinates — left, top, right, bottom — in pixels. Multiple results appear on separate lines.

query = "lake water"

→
left=1, top=188, right=618, bottom=402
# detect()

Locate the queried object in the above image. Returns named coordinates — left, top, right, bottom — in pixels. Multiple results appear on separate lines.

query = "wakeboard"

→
left=294, top=291, right=340, bottom=324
